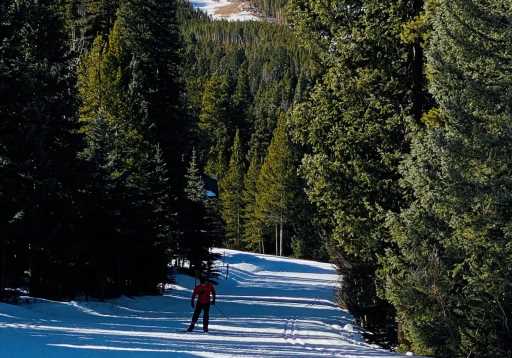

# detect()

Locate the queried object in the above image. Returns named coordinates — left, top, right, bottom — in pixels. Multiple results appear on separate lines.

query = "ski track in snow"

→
left=0, top=249, right=411, bottom=357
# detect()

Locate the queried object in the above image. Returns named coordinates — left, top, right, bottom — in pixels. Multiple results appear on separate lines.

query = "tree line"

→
left=178, top=8, right=329, bottom=260
left=287, top=0, right=512, bottom=357
left=0, top=0, right=219, bottom=300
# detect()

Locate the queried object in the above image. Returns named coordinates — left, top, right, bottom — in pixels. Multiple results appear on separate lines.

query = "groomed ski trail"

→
left=0, top=249, right=411, bottom=357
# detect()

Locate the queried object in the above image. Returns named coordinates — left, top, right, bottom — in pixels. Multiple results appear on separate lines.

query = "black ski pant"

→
left=188, top=302, right=210, bottom=332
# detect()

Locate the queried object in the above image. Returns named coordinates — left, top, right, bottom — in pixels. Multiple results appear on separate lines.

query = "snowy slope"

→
left=189, top=0, right=260, bottom=21
left=0, top=249, right=411, bottom=357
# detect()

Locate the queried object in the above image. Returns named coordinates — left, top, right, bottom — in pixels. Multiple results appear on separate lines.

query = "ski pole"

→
left=213, top=304, right=230, bottom=320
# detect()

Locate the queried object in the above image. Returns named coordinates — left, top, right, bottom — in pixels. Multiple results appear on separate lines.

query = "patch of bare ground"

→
left=214, top=0, right=258, bottom=17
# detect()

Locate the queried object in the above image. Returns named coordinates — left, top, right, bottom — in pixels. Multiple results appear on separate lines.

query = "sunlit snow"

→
left=0, top=249, right=413, bottom=357
left=189, top=0, right=260, bottom=21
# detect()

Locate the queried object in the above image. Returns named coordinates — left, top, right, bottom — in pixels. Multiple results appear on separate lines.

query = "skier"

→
left=187, top=276, right=216, bottom=333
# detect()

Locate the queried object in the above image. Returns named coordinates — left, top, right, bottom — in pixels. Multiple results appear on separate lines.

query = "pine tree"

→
left=179, top=150, right=223, bottom=275
left=117, top=0, right=186, bottom=194
left=220, top=129, right=245, bottom=248
left=255, top=114, right=297, bottom=256
left=242, top=155, right=264, bottom=252
left=288, top=0, right=428, bottom=335
left=0, top=0, right=84, bottom=297
left=383, top=1, right=512, bottom=356
left=232, top=66, right=252, bottom=142
left=185, top=148, right=206, bottom=203
left=198, top=75, right=232, bottom=178
left=77, top=12, right=176, bottom=296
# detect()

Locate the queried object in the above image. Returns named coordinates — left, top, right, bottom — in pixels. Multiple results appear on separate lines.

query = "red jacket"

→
left=193, top=283, right=216, bottom=305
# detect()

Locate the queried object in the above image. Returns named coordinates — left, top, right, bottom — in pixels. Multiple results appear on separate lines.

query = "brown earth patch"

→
left=214, top=0, right=257, bottom=17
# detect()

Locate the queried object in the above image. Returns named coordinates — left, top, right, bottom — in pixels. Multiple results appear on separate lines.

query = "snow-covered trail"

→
left=0, top=249, right=406, bottom=357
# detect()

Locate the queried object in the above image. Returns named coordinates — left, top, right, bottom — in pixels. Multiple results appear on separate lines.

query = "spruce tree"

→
left=185, top=148, right=206, bottom=203
left=0, top=0, right=83, bottom=297
left=198, top=75, right=232, bottom=178
left=180, top=149, right=223, bottom=275
left=63, top=0, right=119, bottom=53
left=383, top=1, right=512, bottom=356
left=242, top=155, right=264, bottom=252
left=288, top=0, right=428, bottom=334
left=255, top=114, right=296, bottom=256
left=78, top=13, right=175, bottom=295
left=220, top=129, right=245, bottom=248
left=117, top=0, right=186, bottom=193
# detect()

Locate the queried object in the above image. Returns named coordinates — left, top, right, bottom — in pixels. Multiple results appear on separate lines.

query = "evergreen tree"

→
left=77, top=13, right=175, bottom=296
left=179, top=150, right=223, bottom=275
left=242, top=155, right=264, bottom=252
left=220, top=129, right=245, bottom=248
left=232, top=66, right=252, bottom=142
left=63, top=0, right=120, bottom=53
left=198, top=75, right=232, bottom=178
left=383, top=1, right=512, bottom=356
left=0, top=0, right=84, bottom=298
left=118, top=0, right=186, bottom=193
left=288, top=0, right=429, bottom=336
left=255, top=114, right=296, bottom=256
left=185, top=148, right=206, bottom=202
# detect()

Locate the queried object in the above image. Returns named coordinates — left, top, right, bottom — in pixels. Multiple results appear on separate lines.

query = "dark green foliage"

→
left=249, top=0, right=288, bottom=21
left=288, top=0, right=429, bottom=340
left=199, top=75, right=232, bottom=178
left=179, top=153, right=224, bottom=275
left=75, top=0, right=187, bottom=296
left=181, top=18, right=316, bottom=163
left=241, top=155, right=263, bottom=252
left=0, top=0, right=84, bottom=298
left=179, top=11, right=325, bottom=259
left=0, top=0, right=188, bottom=300
left=254, top=114, right=297, bottom=256
left=220, top=130, right=245, bottom=248
left=61, top=0, right=120, bottom=53
left=382, top=1, right=512, bottom=356
left=118, top=0, right=186, bottom=193
left=185, top=148, right=207, bottom=202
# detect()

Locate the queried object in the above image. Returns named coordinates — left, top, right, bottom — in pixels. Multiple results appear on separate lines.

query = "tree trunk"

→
left=275, top=224, right=278, bottom=255
left=236, top=208, right=240, bottom=248
left=0, top=240, right=6, bottom=295
left=279, top=215, right=283, bottom=257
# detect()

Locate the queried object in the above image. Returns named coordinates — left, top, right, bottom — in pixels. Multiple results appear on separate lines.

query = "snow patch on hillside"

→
left=189, top=0, right=260, bottom=21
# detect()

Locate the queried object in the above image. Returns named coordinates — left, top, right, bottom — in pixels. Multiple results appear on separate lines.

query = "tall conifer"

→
left=255, top=114, right=296, bottom=256
left=0, top=0, right=83, bottom=297
left=383, top=1, right=512, bottom=356
left=288, top=0, right=428, bottom=334
left=220, top=130, right=245, bottom=248
left=242, top=156, right=264, bottom=252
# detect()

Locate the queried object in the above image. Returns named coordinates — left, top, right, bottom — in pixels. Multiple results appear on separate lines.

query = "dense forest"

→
left=1, top=0, right=511, bottom=357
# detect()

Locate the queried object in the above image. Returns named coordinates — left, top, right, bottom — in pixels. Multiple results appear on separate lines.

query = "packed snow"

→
left=0, top=249, right=412, bottom=357
left=189, top=0, right=260, bottom=21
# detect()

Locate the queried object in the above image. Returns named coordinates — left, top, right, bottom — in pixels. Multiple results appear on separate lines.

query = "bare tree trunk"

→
left=236, top=208, right=240, bottom=248
left=261, top=236, right=265, bottom=254
left=275, top=224, right=278, bottom=255
left=0, top=240, right=6, bottom=295
left=279, top=215, right=283, bottom=257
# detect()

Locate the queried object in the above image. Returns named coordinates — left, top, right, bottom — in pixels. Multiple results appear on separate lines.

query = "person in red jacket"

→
left=187, top=276, right=216, bottom=333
